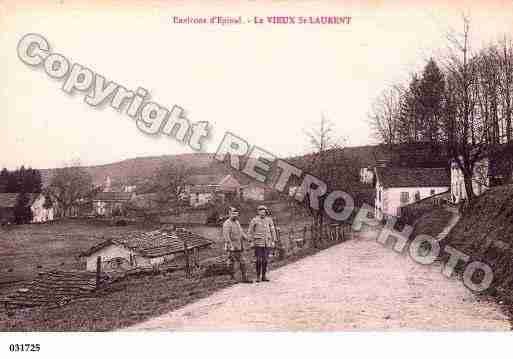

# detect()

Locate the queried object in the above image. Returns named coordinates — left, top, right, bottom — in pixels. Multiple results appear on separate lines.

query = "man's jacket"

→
left=248, top=216, right=275, bottom=248
left=222, top=218, right=246, bottom=251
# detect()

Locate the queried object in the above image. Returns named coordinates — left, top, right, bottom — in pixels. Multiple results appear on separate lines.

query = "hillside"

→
left=39, top=153, right=216, bottom=188
left=443, top=185, right=513, bottom=292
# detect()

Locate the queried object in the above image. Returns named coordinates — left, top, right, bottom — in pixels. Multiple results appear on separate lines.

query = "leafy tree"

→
left=43, top=193, right=53, bottom=209
left=14, top=192, right=33, bottom=224
left=0, top=168, right=8, bottom=192
left=0, top=167, right=42, bottom=193
left=151, top=163, right=191, bottom=211
left=418, top=59, right=445, bottom=144
left=48, top=164, right=93, bottom=217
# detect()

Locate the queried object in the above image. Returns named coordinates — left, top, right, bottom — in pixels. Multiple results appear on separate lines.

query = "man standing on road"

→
left=248, top=205, right=275, bottom=282
left=222, top=207, right=252, bottom=284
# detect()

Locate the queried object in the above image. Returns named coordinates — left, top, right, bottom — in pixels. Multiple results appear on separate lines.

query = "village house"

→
left=349, top=143, right=448, bottom=185
left=92, top=191, right=135, bottom=216
left=450, top=144, right=513, bottom=204
left=185, top=174, right=241, bottom=207
left=81, top=228, right=212, bottom=271
left=0, top=193, right=54, bottom=224
left=240, top=179, right=274, bottom=202
left=374, top=167, right=450, bottom=220
left=450, top=157, right=490, bottom=204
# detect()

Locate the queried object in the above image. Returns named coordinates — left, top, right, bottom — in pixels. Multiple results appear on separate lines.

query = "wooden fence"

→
left=275, top=223, right=351, bottom=259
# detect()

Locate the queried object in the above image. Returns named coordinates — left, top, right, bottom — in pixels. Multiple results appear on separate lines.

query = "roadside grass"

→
left=410, top=208, right=453, bottom=240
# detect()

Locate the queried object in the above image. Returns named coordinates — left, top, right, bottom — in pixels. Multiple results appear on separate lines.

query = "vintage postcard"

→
left=1, top=0, right=513, bottom=356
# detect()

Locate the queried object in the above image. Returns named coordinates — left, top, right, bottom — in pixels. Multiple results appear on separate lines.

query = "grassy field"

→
left=0, top=214, right=311, bottom=291
left=0, top=219, right=158, bottom=292
left=0, top=219, right=237, bottom=292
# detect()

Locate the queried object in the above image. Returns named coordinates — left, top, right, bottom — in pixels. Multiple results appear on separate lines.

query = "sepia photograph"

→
left=1, top=0, right=513, bottom=357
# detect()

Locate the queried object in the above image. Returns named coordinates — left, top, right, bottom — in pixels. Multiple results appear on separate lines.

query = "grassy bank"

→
left=440, top=185, right=513, bottom=326
left=411, top=208, right=453, bottom=239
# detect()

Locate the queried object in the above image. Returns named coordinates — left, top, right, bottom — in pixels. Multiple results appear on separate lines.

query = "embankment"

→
left=442, top=185, right=513, bottom=296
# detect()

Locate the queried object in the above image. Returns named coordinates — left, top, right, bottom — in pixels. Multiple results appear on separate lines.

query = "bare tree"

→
left=48, top=162, right=94, bottom=217
left=368, top=86, right=403, bottom=145
left=299, top=115, right=360, bottom=242
left=441, top=15, right=488, bottom=203
left=151, top=163, right=191, bottom=211
left=497, top=36, right=513, bottom=143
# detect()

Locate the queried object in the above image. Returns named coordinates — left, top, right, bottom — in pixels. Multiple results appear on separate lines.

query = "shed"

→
left=81, top=228, right=213, bottom=271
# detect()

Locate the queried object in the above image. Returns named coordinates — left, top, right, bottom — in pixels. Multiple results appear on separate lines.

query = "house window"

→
left=414, top=191, right=421, bottom=201
left=400, top=192, right=409, bottom=204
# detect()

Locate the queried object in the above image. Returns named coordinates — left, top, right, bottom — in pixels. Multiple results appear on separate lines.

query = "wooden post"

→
left=95, top=256, right=101, bottom=289
left=193, top=247, right=199, bottom=271
left=184, top=240, right=190, bottom=278
left=289, top=227, right=294, bottom=252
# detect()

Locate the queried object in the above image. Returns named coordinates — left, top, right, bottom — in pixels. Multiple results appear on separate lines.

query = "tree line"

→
left=0, top=166, right=42, bottom=194
left=369, top=17, right=513, bottom=201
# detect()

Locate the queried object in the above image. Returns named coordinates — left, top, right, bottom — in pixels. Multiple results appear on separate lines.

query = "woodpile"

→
left=201, top=256, right=232, bottom=277
left=1, top=270, right=108, bottom=310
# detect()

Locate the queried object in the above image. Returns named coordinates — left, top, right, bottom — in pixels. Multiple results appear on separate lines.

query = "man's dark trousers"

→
left=254, top=246, right=270, bottom=280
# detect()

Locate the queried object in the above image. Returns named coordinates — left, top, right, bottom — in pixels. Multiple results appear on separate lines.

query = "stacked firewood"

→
left=1, top=270, right=108, bottom=310
left=201, top=256, right=232, bottom=277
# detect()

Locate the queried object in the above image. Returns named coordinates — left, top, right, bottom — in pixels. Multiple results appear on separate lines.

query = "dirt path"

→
left=125, top=225, right=510, bottom=331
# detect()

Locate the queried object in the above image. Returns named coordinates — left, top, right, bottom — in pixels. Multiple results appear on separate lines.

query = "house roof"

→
left=129, top=192, right=161, bottom=209
left=82, top=228, right=213, bottom=258
left=93, top=192, right=133, bottom=202
left=375, top=167, right=450, bottom=188
left=186, top=174, right=228, bottom=186
left=0, top=193, right=39, bottom=208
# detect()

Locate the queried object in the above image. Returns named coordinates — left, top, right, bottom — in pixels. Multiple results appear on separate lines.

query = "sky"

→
left=1, top=0, right=513, bottom=169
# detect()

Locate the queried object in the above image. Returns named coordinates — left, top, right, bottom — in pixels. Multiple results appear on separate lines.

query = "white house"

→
left=81, top=228, right=212, bottom=272
left=374, top=167, right=450, bottom=220
left=30, top=194, right=54, bottom=223
left=450, top=157, right=490, bottom=204
left=450, top=144, right=513, bottom=204
left=360, top=167, right=375, bottom=184
left=0, top=193, right=54, bottom=224
left=92, top=191, right=135, bottom=216
left=185, top=174, right=241, bottom=207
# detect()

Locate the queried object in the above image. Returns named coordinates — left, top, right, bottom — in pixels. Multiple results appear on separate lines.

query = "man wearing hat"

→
left=248, top=205, right=275, bottom=282
left=222, top=207, right=252, bottom=283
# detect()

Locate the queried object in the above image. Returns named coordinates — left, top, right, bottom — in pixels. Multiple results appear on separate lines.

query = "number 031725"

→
left=8, top=344, right=40, bottom=352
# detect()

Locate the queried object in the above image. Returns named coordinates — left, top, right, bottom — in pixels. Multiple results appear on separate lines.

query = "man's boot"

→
left=228, top=255, right=235, bottom=280
left=261, top=261, right=270, bottom=282
left=240, top=263, right=253, bottom=284
left=255, top=259, right=261, bottom=282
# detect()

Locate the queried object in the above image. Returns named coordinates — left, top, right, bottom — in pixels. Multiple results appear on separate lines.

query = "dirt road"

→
left=125, top=226, right=510, bottom=331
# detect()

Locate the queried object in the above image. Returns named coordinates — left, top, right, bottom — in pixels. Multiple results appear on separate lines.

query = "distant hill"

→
left=39, top=153, right=216, bottom=188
